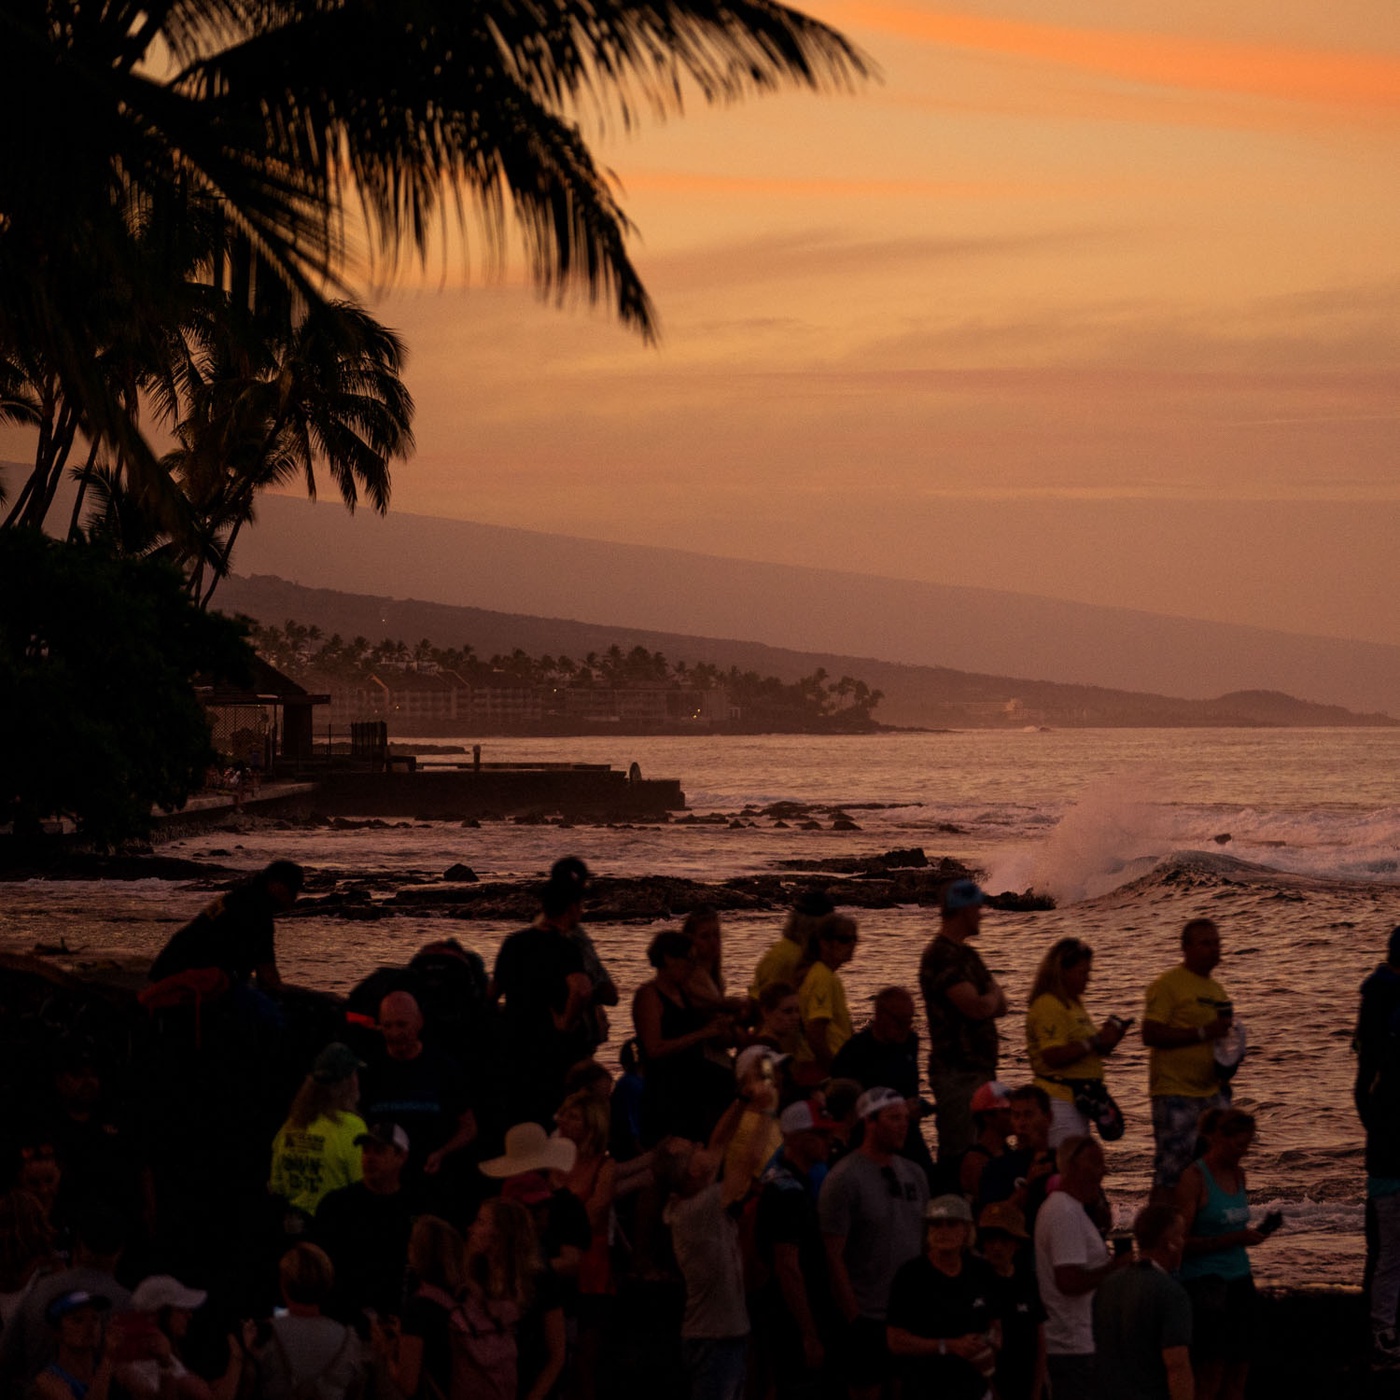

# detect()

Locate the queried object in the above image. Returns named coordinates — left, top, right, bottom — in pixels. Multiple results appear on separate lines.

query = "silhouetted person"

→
left=149, top=860, right=304, bottom=993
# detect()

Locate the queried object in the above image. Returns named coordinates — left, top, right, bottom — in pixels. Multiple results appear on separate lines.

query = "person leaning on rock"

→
left=148, top=859, right=304, bottom=994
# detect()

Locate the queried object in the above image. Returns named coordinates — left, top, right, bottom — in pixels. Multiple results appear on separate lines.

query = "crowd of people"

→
left=0, top=854, right=1392, bottom=1400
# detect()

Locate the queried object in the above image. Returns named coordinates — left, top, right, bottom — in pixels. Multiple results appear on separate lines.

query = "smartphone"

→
left=1110, top=1231, right=1135, bottom=1258
left=1257, top=1211, right=1283, bottom=1237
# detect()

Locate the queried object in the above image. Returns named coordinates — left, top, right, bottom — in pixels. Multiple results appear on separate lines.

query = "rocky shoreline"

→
left=1, top=794, right=1056, bottom=928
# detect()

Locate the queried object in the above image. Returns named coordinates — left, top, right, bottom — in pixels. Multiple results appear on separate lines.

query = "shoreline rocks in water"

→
left=0, top=828, right=1055, bottom=920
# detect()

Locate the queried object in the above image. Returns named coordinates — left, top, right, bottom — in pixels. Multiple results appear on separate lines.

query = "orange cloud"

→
left=824, top=3, right=1400, bottom=117
left=620, top=169, right=1079, bottom=200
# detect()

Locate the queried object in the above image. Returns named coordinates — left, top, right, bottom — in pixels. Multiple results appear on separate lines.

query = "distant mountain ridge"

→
left=217, top=574, right=1398, bottom=729
left=229, top=497, right=1400, bottom=716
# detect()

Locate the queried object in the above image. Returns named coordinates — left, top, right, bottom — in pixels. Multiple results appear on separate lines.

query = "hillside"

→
left=226, top=497, right=1400, bottom=716
left=216, top=575, right=1398, bottom=729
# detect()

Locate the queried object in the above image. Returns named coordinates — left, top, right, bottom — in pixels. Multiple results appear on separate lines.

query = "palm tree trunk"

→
left=200, top=513, right=248, bottom=608
left=8, top=399, right=79, bottom=531
left=1, top=380, right=58, bottom=528
left=65, top=439, right=102, bottom=540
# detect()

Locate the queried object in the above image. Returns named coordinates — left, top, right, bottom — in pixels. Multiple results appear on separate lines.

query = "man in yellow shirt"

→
left=795, top=916, right=858, bottom=1078
left=1141, top=918, right=1235, bottom=1195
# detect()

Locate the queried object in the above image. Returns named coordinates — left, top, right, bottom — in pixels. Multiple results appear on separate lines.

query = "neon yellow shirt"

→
left=1144, top=966, right=1229, bottom=1098
left=796, top=962, right=852, bottom=1065
left=269, top=1111, right=365, bottom=1215
left=750, top=937, right=804, bottom=1000
left=1026, top=993, right=1103, bottom=1102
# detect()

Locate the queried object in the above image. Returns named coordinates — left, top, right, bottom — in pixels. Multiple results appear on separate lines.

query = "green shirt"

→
left=1092, top=1261, right=1192, bottom=1400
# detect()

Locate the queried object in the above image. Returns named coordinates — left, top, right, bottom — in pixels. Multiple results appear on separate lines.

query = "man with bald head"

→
left=832, top=986, right=936, bottom=1185
left=358, top=990, right=477, bottom=1185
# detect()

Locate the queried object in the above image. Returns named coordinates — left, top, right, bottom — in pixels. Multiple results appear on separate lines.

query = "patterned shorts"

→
left=1151, top=1093, right=1225, bottom=1189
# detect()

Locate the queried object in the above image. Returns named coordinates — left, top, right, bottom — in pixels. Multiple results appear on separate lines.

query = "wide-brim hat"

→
left=479, top=1122, right=578, bottom=1178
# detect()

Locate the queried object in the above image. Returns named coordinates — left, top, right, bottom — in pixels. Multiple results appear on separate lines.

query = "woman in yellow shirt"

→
left=269, top=1042, right=366, bottom=1225
left=1025, top=938, right=1127, bottom=1146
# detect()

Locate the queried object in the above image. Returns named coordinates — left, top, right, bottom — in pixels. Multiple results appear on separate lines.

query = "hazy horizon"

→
left=227, top=496, right=1400, bottom=715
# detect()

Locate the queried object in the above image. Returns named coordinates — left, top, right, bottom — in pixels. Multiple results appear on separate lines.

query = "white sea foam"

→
left=985, top=778, right=1400, bottom=904
left=983, top=769, right=1177, bottom=904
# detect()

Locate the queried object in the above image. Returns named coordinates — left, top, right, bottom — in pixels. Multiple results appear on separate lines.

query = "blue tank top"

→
left=1178, top=1160, right=1252, bottom=1282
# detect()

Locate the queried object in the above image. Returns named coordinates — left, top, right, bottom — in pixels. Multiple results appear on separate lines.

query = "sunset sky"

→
left=8, top=1, right=1400, bottom=645
left=352, top=0, right=1400, bottom=645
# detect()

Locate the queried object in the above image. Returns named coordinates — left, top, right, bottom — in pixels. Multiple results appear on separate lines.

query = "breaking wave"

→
left=984, top=773, right=1400, bottom=906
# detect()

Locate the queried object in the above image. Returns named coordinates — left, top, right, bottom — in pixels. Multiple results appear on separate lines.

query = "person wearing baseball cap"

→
left=120, top=1276, right=210, bottom=1398
left=755, top=1099, right=841, bottom=1386
left=919, top=879, right=1009, bottom=1163
left=270, top=1042, right=368, bottom=1225
left=492, top=856, right=614, bottom=1130
left=887, top=1195, right=1002, bottom=1400
left=818, top=1086, right=929, bottom=1397
left=977, top=1204, right=1045, bottom=1400
left=960, top=1081, right=1013, bottom=1200
left=832, top=986, right=937, bottom=1188
left=313, top=1120, right=415, bottom=1318
left=33, top=1291, right=113, bottom=1400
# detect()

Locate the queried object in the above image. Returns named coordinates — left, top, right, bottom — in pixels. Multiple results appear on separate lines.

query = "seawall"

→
left=290, top=768, right=684, bottom=819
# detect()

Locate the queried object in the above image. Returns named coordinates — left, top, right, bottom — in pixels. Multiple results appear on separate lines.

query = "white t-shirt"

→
left=1034, top=1189, right=1108, bottom=1356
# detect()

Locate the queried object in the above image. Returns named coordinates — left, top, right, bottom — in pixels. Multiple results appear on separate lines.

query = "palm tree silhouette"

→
left=1, top=0, right=872, bottom=506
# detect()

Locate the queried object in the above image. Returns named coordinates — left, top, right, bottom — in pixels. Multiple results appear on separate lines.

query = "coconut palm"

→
left=156, top=296, right=415, bottom=604
left=1, top=0, right=872, bottom=514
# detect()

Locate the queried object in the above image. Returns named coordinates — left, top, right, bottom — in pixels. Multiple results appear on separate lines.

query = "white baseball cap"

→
left=855, top=1086, right=906, bottom=1119
left=131, top=1276, right=208, bottom=1313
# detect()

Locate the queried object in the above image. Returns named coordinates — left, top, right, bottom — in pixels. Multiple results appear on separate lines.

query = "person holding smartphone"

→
left=1174, top=1108, right=1274, bottom=1400
left=1025, top=939, right=1128, bottom=1147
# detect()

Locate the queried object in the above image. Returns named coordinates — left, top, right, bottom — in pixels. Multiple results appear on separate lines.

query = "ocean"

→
left=7, top=726, right=1398, bottom=1287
